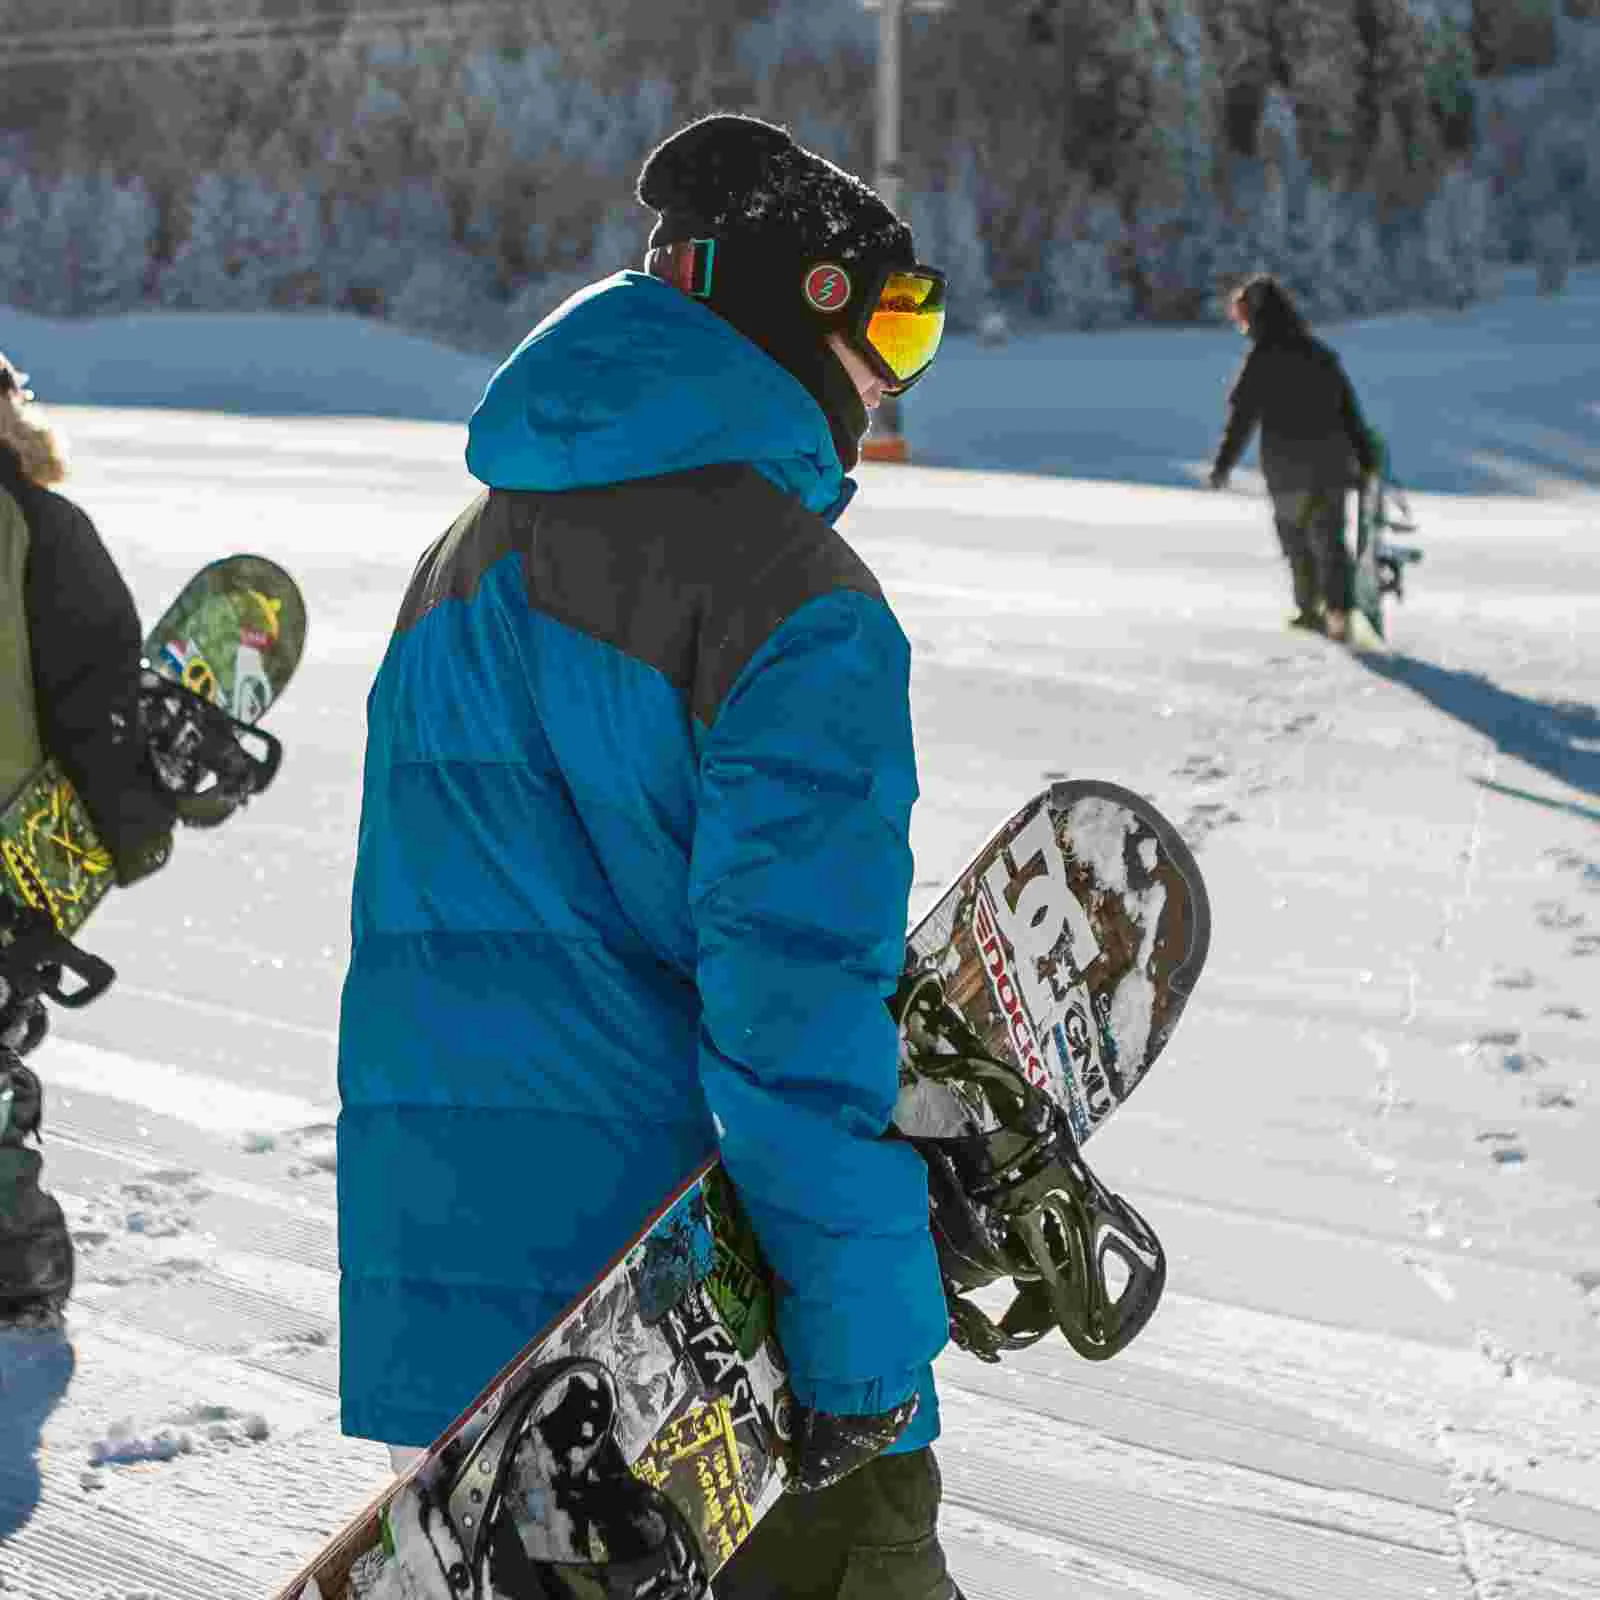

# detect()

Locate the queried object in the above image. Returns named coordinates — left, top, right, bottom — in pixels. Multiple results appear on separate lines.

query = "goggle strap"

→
left=645, top=238, right=716, bottom=300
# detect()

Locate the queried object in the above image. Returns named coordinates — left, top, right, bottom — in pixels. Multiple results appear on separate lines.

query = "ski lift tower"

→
left=860, top=0, right=948, bottom=463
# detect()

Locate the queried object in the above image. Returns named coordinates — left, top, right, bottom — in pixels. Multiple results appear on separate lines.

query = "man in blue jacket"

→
left=338, top=115, right=958, bottom=1597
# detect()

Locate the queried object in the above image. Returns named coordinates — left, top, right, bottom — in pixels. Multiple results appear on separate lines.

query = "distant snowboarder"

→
left=337, top=114, right=965, bottom=1597
left=0, top=351, right=176, bottom=1324
left=1208, top=274, right=1377, bottom=642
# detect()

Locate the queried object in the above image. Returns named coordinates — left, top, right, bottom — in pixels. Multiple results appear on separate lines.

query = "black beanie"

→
left=637, top=114, right=916, bottom=470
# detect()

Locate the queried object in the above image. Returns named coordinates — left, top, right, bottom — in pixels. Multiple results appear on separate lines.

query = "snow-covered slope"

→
left=1, top=280, right=1598, bottom=1597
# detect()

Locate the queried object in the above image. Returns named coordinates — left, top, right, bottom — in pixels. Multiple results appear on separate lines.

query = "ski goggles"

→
left=813, top=260, right=948, bottom=393
left=645, top=241, right=947, bottom=394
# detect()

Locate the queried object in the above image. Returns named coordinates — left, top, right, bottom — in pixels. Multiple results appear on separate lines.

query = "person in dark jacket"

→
left=1208, top=274, right=1377, bottom=642
left=0, top=351, right=176, bottom=1323
left=338, top=116, right=960, bottom=1597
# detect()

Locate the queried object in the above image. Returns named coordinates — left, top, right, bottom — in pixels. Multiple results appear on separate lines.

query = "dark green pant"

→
left=1271, top=486, right=1352, bottom=615
left=715, top=1448, right=960, bottom=1600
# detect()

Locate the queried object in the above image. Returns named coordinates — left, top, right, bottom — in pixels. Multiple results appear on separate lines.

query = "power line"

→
left=0, top=2, right=534, bottom=70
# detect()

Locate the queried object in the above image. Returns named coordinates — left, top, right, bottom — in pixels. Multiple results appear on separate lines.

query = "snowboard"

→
left=1350, top=432, right=1423, bottom=645
left=0, top=553, right=304, bottom=1001
left=272, top=780, right=1210, bottom=1600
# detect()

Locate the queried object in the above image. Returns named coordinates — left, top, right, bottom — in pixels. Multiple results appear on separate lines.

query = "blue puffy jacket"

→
left=337, top=271, right=948, bottom=1453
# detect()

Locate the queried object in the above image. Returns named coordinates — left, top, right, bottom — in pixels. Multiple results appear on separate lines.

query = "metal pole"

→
left=876, top=0, right=902, bottom=217
left=868, top=0, right=908, bottom=458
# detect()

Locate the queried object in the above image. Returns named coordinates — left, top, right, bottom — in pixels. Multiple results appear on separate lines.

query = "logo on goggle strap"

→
left=803, top=264, right=851, bottom=313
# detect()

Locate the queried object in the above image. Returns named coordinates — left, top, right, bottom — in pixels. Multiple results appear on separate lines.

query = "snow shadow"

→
left=1358, top=652, right=1600, bottom=798
left=0, top=1325, right=75, bottom=1538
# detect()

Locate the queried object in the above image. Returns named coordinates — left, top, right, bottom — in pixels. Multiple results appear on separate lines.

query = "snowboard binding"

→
left=0, top=882, right=116, bottom=1013
left=417, top=1357, right=709, bottom=1599
left=140, top=666, right=283, bottom=828
left=893, top=970, right=1166, bottom=1363
left=1376, top=540, right=1422, bottom=601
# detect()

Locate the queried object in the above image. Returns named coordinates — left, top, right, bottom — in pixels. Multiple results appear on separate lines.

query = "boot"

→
left=1323, top=609, right=1349, bottom=643
left=0, top=1049, right=74, bottom=1324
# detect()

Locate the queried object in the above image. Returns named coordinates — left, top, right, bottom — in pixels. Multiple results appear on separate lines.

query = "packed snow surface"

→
left=1, top=272, right=1598, bottom=1598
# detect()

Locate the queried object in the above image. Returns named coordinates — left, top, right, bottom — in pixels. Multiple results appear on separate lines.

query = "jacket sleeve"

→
left=26, top=496, right=175, bottom=886
left=689, top=589, right=949, bottom=1414
left=1212, top=349, right=1264, bottom=479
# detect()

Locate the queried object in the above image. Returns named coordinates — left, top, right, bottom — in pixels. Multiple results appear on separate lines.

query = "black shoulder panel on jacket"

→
left=395, top=465, right=885, bottom=728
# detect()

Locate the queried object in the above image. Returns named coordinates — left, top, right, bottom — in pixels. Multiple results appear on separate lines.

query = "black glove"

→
left=788, top=1392, right=919, bottom=1494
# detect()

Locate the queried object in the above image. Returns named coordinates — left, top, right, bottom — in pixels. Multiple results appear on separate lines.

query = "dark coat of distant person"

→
left=1210, top=277, right=1377, bottom=492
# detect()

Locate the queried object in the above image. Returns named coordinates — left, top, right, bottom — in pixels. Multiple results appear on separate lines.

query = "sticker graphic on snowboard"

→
left=900, top=779, right=1210, bottom=1147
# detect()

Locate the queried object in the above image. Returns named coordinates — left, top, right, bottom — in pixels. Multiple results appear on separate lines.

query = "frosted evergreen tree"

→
left=504, top=204, right=644, bottom=340
left=1528, top=210, right=1575, bottom=296
left=1334, top=209, right=1397, bottom=315
left=0, top=175, right=49, bottom=312
left=1419, top=165, right=1499, bottom=308
left=1043, top=201, right=1134, bottom=330
left=323, top=182, right=455, bottom=317
left=159, top=174, right=242, bottom=310
left=390, top=250, right=502, bottom=351
left=1275, top=0, right=1364, bottom=178
left=907, top=147, right=992, bottom=332
left=77, top=174, right=157, bottom=314
left=30, top=175, right=85, bottom=316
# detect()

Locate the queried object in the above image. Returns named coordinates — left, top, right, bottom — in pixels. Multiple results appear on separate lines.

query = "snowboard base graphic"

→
left=1351, top=436, right=1422, bottom=646
left=274, top=780, right=1211, bottom=1600
left=1, top=553, right=304, bottom=998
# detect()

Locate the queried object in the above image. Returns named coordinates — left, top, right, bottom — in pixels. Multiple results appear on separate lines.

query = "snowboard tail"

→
left=273, top=780, right=1211, bottom=1600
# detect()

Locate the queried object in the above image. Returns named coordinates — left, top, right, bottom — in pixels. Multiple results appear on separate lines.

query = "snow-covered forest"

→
left=1, top=0, right=1598, bottom=350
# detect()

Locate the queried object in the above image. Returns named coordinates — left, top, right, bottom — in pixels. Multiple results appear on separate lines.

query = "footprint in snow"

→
left=1174, top=752, right=1231, bottom=783
left=1488, top=966, right=1537, bottom=991
left=1470, top=1027, right=1520, bottom=1049
left=86, top=1404, right=269, bottom=1469
left=1500, top=1049, right=1549, bottom=1076
left=1181, top=801, right=1243, bottom=849
left=284, top=1123, right=338, bottom=1179
left=1534, top=1087, right=1578, bottom=1111
left=1475, top=1130, right=1528, bottom=1166
left=1460, top=1030, right=1548, bottom=1077
left=1534, top=900, right=1586, bottom=932
left=1544, top=848, right=1600, bottom=894
left=247, top=1327, right=333, bottom=1361
left=1570, top=933, right=1600, bottom=958
left=1268, top=709, right=1322, bottom=740
left=1543, top=1002, right=1588, bottom=1021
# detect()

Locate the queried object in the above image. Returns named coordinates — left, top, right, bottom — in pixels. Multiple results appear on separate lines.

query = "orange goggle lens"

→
left=864, top=272, right=946, bottom=385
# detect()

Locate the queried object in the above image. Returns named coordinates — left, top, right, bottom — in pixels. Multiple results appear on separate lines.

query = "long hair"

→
left=0, top=385, right=68, bottom=487
left=1228, top=274, right=1310, bottom=344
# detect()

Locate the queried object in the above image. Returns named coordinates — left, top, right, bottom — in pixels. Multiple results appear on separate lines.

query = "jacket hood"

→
left=466, top=272, right=852, bottom=520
